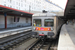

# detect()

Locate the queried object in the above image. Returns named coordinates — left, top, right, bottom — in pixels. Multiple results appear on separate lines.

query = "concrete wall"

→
left=0, top=15, right=5, bottom=28
left=0, top=15, right=4, bottom=24
left=0, top=15, right=31, bottom=28
left=7, top=16, right=14, bottom=24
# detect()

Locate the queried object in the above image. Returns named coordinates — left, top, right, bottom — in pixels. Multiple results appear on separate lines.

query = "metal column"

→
left=4, top=13, right=7, bottom=29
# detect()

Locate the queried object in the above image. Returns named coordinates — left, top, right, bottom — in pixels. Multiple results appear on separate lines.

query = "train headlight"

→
left=51, top=28, right=53, bottom=31
left=33, top=27, right=36, bottom=30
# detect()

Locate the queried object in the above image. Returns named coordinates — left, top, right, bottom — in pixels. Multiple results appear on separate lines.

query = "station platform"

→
left=58, top=24, right=75, bottom=50
left=0, top=26, right=31, bottom=38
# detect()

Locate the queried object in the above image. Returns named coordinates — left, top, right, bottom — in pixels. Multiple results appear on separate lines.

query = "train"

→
left=31, top=13, right=64, bottom=39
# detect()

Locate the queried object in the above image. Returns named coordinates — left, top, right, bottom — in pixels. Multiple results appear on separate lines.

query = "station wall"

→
left=0, top=15, right=4, bottom=24
left=0, top=15, right=31, bottom=28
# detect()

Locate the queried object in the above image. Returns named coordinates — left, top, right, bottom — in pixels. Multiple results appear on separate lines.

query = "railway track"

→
left=0, top=31, right=32, bottom=50
left=25, top=38, right=58, bottom=50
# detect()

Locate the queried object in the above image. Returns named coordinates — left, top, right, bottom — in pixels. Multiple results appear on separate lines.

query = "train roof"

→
left=32, top=13, right=64, bottom=17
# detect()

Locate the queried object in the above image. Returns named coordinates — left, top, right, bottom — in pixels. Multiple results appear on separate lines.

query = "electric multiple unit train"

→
left=31, top=13, right=64, bottom=39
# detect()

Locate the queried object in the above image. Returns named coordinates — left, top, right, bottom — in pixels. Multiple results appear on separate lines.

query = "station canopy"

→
left=64, top=0, right=75, bottom=19
left=0, top=5, right=33, bottom=17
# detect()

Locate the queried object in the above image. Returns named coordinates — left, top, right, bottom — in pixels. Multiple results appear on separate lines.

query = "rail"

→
left=0, top=31, right=32, bottom=50
left=25, top=38, right=58, bottom=50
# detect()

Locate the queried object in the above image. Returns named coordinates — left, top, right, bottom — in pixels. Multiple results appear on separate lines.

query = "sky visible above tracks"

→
left=50, top=0, right=67, bottom=9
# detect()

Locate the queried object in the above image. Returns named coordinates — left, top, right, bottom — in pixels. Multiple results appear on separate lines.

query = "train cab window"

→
left=44, top=19, right=54, bottom=27
left=33, top=19, right=41, bottom=26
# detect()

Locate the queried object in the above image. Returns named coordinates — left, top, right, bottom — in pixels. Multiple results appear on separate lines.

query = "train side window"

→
left=33, top=19, right=41, bottom=27
left=44, top=19, right=54, bottom=27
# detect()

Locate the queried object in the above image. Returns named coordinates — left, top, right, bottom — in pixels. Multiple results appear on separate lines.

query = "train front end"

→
left=32, top=16, right=55, bottom=39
